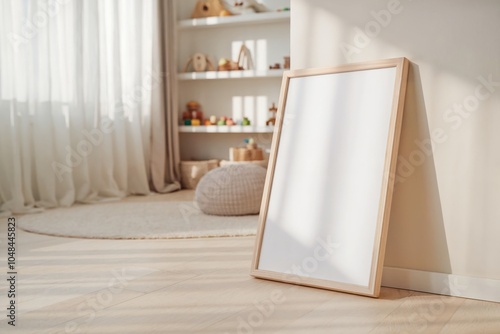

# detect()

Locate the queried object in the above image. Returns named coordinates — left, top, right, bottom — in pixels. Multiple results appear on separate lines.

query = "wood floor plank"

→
left=1, top=192, right=498, bottom=333
left=439, top=298, right=500, bottom=334
left=14, top=288, right=145, bottom=334
left=41, top=268, right=279, bottom=333
left=235, top=287, right=412, bottom=334
left=369, top=291, right=465, bottom=334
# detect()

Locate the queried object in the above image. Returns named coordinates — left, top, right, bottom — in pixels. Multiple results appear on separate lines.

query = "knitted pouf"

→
left=195, top=164, right=267, bottom=216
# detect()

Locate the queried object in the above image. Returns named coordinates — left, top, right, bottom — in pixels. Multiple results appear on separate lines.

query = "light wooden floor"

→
left=1, top=191, right=499, bottom=333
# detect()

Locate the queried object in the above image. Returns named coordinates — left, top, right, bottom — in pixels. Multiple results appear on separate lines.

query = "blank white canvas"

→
left=258, top=67, right=397, bottom=287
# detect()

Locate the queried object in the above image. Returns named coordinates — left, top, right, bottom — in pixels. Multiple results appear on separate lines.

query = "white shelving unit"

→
left=175, top=0, right=290, bottom=160
left=178, top=11, right=290, bottom=30
left=177, top=69, right=284, bottom=81
left=179, top=125, right=275, bottom=133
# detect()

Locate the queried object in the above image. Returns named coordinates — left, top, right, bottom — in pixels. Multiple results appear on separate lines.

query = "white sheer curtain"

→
left=0, top=0, right=180, bottom=216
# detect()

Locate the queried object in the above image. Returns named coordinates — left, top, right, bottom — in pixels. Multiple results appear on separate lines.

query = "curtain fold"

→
left=0, top=0, right=180, bottom=217
left=151, top=0, right=181, bottom=193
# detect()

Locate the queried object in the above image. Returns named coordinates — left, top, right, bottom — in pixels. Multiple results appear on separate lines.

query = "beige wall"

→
left=292, top=0, right=500, bottom=279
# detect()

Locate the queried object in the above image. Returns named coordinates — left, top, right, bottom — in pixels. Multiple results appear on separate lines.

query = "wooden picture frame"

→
left=251, top=58, right=410, bottom=297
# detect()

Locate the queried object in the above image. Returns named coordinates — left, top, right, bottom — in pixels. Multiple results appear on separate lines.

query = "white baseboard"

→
left=382, top=266, right=500, bottom=303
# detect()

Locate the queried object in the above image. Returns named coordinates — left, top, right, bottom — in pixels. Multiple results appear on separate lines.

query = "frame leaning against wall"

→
left=251, top=57, right=410, bottom=297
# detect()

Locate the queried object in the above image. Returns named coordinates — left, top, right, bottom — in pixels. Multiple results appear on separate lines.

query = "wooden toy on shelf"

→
left=266, top=102, right=278, bottom=126
left=237, top=45, right=254, bottom=70
left=217, top=116, right=227, bottom=125
left=229, top=138, right=264, bottom=162
left=218, top=44, right=254, bottom=71
left=283, top=56, right=290, bottom=69
left=269, top=63, right=281, bottom=70
left=191, top=0, right=232, bottom=18
left=242, top=117, right=251, bottom=126
left=218, top=58, right=240, bottom=71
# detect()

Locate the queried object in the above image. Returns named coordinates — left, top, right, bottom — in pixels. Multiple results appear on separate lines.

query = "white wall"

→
left=292, top=0, right=500, bottom=300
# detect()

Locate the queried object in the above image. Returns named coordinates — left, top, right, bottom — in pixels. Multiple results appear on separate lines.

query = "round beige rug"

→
left=18, top=201, right=258, bottom=239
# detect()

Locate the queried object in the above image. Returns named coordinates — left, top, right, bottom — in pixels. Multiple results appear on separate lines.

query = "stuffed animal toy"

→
left=223, top=0, right=269, bottom=14
left=182, top=101, right=204, bottom=125
left=183, top=53, right=215, bottom=72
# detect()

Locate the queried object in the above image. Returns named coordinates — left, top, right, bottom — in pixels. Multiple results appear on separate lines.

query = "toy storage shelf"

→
left=179, top=125, right=274, bottom=133
left=177, top=11, right=290, bottom=30
left=178, top=69, right=284, bottom=81
left=175, top=0, right=289, bottom=161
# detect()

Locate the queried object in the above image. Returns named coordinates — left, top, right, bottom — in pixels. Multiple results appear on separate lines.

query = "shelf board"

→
left=178, top=69, right=285, bottom=81
left=177, top=11, right=290, bottom=30
left=179, top=125, right=274, bottom=133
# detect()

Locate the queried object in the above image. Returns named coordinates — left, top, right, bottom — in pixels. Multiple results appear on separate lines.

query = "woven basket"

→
left=180, top=160, right=219, bottom=189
